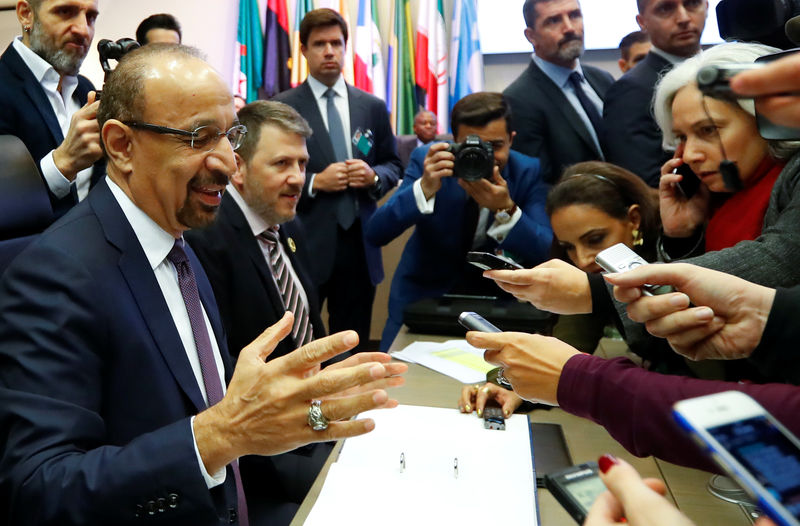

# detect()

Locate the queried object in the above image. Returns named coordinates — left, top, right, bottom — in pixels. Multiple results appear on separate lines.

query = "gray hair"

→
left=653, top=42, right=800, bottom=160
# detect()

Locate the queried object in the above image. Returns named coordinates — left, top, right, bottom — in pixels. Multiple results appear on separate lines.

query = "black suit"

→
left=0, top=43, right=105, bottom=219
left=273, top=80, right=402, bottom=347
left=503, top=59, right=614, bottom=185
left=396, top=134, right=452, bottom=167
left=603, top=52, right=674, bottom=187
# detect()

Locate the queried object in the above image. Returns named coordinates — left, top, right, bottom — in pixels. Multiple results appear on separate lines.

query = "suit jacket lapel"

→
left=221, top=196, right=287, bottom=328
left=300, top=81, right=337, bottom=166
left=4, top=45, right=64, bottom=145
left=92, top=183, right=207, bottom=412
left=529, top=60, right=601, bottom=158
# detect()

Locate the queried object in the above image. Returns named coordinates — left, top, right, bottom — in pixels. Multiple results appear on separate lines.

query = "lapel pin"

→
left=288, top=238, right=297, bottom=253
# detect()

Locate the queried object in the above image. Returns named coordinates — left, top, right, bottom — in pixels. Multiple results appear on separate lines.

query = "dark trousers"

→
left=317, top=221, right=375, bottom=352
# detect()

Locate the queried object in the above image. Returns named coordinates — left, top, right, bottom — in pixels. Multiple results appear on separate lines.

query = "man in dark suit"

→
left=503, top=0, right=614, bottom=185
left=273, top=8, right=402, bottom=350
left=396, top=110, right=452, bottom=167
left=603, top=0, right=708, bottom=187
left=0, top=44, right=403, bottom=526
left=186, top=100, right=337, bottom=520
left=366, top=92, right=553, bottom=349
left=0, top=0, right=105, bottom=219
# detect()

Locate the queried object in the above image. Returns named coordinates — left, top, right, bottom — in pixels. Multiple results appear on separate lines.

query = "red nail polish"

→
left=598, top=454, right=618, bottom=474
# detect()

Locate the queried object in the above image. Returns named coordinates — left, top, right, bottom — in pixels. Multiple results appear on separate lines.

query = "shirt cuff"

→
left=190, top=415, right=226, bottom=488
left=307, top=173, right=317, bottom=198
left=487, top=207, right=522, bottom=243
left=412, top=178, right=435, bottom=214
left=40, top=150, right=73, bottom=199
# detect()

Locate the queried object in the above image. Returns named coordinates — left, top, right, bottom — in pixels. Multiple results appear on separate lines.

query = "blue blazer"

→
left=0, top=182, right=249, bottom=525
left=365, top=145, right=553, bottom=348
left=273, top=81, right=402, bottom=286
left=0, top=43, right=105, bottom=219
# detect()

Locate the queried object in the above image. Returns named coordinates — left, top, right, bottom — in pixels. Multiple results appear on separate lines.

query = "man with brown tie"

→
left=0, top=44, right=404, bottom=526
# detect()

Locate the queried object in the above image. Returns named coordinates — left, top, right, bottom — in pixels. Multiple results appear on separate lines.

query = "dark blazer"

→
left=602, top=52, right=674, bottom=187
left=396, top=133, right=453, bottom=167
left=273, top=81, right=402, bottom=286
left=0, top=43, right=105, bottom=219
left=0, top=182, right=260, bottom=525
left=186, top=194, right=326, bottom=359
left=365, top=146, right=552, bottom=349
left=503, top=59, right=615, bottom=185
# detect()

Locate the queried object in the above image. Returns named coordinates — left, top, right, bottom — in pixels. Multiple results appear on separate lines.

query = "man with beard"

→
left=186, top=101, right=333, bottom=521
left=0, top=44, right=404, bottom=525
left=603, top=0, right=708, bottom=187
left=503, top=0, right=614, bottom=185
left=0, top=0, right=105, bottom=219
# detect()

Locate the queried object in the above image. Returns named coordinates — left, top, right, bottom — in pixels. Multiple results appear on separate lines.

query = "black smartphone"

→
left=674, top=163, right=701, bottom=199
left=466, top=251, right=523, bottom=271
left=544, top=462, right=607, bottom=524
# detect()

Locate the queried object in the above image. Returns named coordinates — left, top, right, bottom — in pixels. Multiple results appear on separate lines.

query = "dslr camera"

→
left=447, top=135, right=494, bottom=182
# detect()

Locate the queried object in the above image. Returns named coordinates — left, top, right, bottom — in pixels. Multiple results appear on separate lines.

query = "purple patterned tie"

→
left=167, top=240, right=249, bottom=526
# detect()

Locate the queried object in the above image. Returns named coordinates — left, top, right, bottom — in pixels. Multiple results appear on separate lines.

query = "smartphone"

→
left=595, top=243, right=674, bottom=296
left=466, top=251, right=523, bottom=271
left=544, top=462, right=606, bottom=524
left=673, top=391, right=800, bottom=526
left=458, top=311, right=502, bottom=333
left=673, top=163, right=701, bottom=199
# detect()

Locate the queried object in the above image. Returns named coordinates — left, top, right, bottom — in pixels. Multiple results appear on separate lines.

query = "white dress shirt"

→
left=107, top=177, right=227, bottom=488
left=13, top=37, right=94, bottom=200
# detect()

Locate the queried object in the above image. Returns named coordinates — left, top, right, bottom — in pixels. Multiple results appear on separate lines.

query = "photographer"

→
left=365, top=92, right=552, bottom=349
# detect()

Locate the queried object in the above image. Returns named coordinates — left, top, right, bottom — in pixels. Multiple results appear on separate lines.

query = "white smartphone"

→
left=673, top=391, right=800, bottom=526
left=595, top=243, right=673, bottom=296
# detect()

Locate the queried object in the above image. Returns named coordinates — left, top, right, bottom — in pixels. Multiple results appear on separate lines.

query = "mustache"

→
left=559, top=33, right=583, bottom=46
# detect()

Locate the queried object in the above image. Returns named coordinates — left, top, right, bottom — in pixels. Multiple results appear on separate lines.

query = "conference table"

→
left=290, top=328, right=752, bottom=525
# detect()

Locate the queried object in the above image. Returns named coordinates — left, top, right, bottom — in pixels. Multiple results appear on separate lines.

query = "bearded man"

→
left=0, top=0, right=105, bottom=219
left=503, top=0, right=615, bottom=185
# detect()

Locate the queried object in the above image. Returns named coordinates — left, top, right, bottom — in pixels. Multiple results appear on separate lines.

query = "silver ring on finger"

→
left=307, top=400, right=329, bottom=431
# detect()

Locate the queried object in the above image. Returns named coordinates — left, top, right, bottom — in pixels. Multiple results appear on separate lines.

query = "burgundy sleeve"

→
left=557, top=353, right=800, bottom=472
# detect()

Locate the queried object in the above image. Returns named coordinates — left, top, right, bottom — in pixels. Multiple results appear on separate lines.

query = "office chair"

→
left=0, top=135, right=53, bottom=273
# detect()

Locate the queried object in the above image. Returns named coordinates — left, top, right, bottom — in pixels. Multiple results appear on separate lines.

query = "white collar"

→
left=307, top=74, right=347, bottom=100
left=106, top=177, right=180, bottom=270
left=226, top=184, right=274, bottom=237
left=12, top=36, right=78, bottom=93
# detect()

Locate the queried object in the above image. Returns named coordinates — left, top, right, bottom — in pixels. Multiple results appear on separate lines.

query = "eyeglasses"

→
left=123, top=121, right=247, bottom=152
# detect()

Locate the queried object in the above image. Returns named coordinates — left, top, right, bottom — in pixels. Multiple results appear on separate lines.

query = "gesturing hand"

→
left=53, top=91, right=103, bottom=180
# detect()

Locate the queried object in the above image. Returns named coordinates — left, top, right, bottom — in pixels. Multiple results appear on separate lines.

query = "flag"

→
left=262, top=0, right=291, bottom=98
left=415, top=0, right=448, bottom=133
left=235, top=0, right=263, bottom=102
left=386, top=0, right=416, bottom=135
left=449, top=0, right=484, bottom=119
left=354, top=0, right=386, bottom=102
left=290, top=0, right=314, bottom=87
left=339, top=0, right=355, bottom=85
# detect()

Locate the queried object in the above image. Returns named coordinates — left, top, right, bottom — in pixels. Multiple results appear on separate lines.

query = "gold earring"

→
left=632, top=229, right=644, bottom=246
left=23, top=26, right=30, bottom=33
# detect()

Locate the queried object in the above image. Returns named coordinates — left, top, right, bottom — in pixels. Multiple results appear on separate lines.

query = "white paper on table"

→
left=304, top=405, right=538, bottom=526
left=389, top=339, right=494, bottom=384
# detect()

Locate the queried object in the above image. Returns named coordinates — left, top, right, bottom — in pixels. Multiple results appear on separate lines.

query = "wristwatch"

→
left=494, top=204, right=517, bottom=224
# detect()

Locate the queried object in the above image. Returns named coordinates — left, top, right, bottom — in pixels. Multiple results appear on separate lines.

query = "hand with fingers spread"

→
left=52, top=91, right=103, bottom=181
left=458, top=382, right=523, bottom=418
left=659, top=155, right=710, bottom=238
left=193, top=313, right=404, bottom=474
left=584, top=455, right=694, bottom=526
left=465, top=330, right=581, bottom=405
left=484, top=258, right=592, bottom=315
left=605, top=263, right=775, bottom=361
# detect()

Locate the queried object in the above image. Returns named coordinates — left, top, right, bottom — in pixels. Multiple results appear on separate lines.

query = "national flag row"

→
left=234, top=0, right=484, bottom=135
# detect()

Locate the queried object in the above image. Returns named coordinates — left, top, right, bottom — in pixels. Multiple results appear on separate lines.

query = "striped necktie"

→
left=259, top=229, right=313, bottom=347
